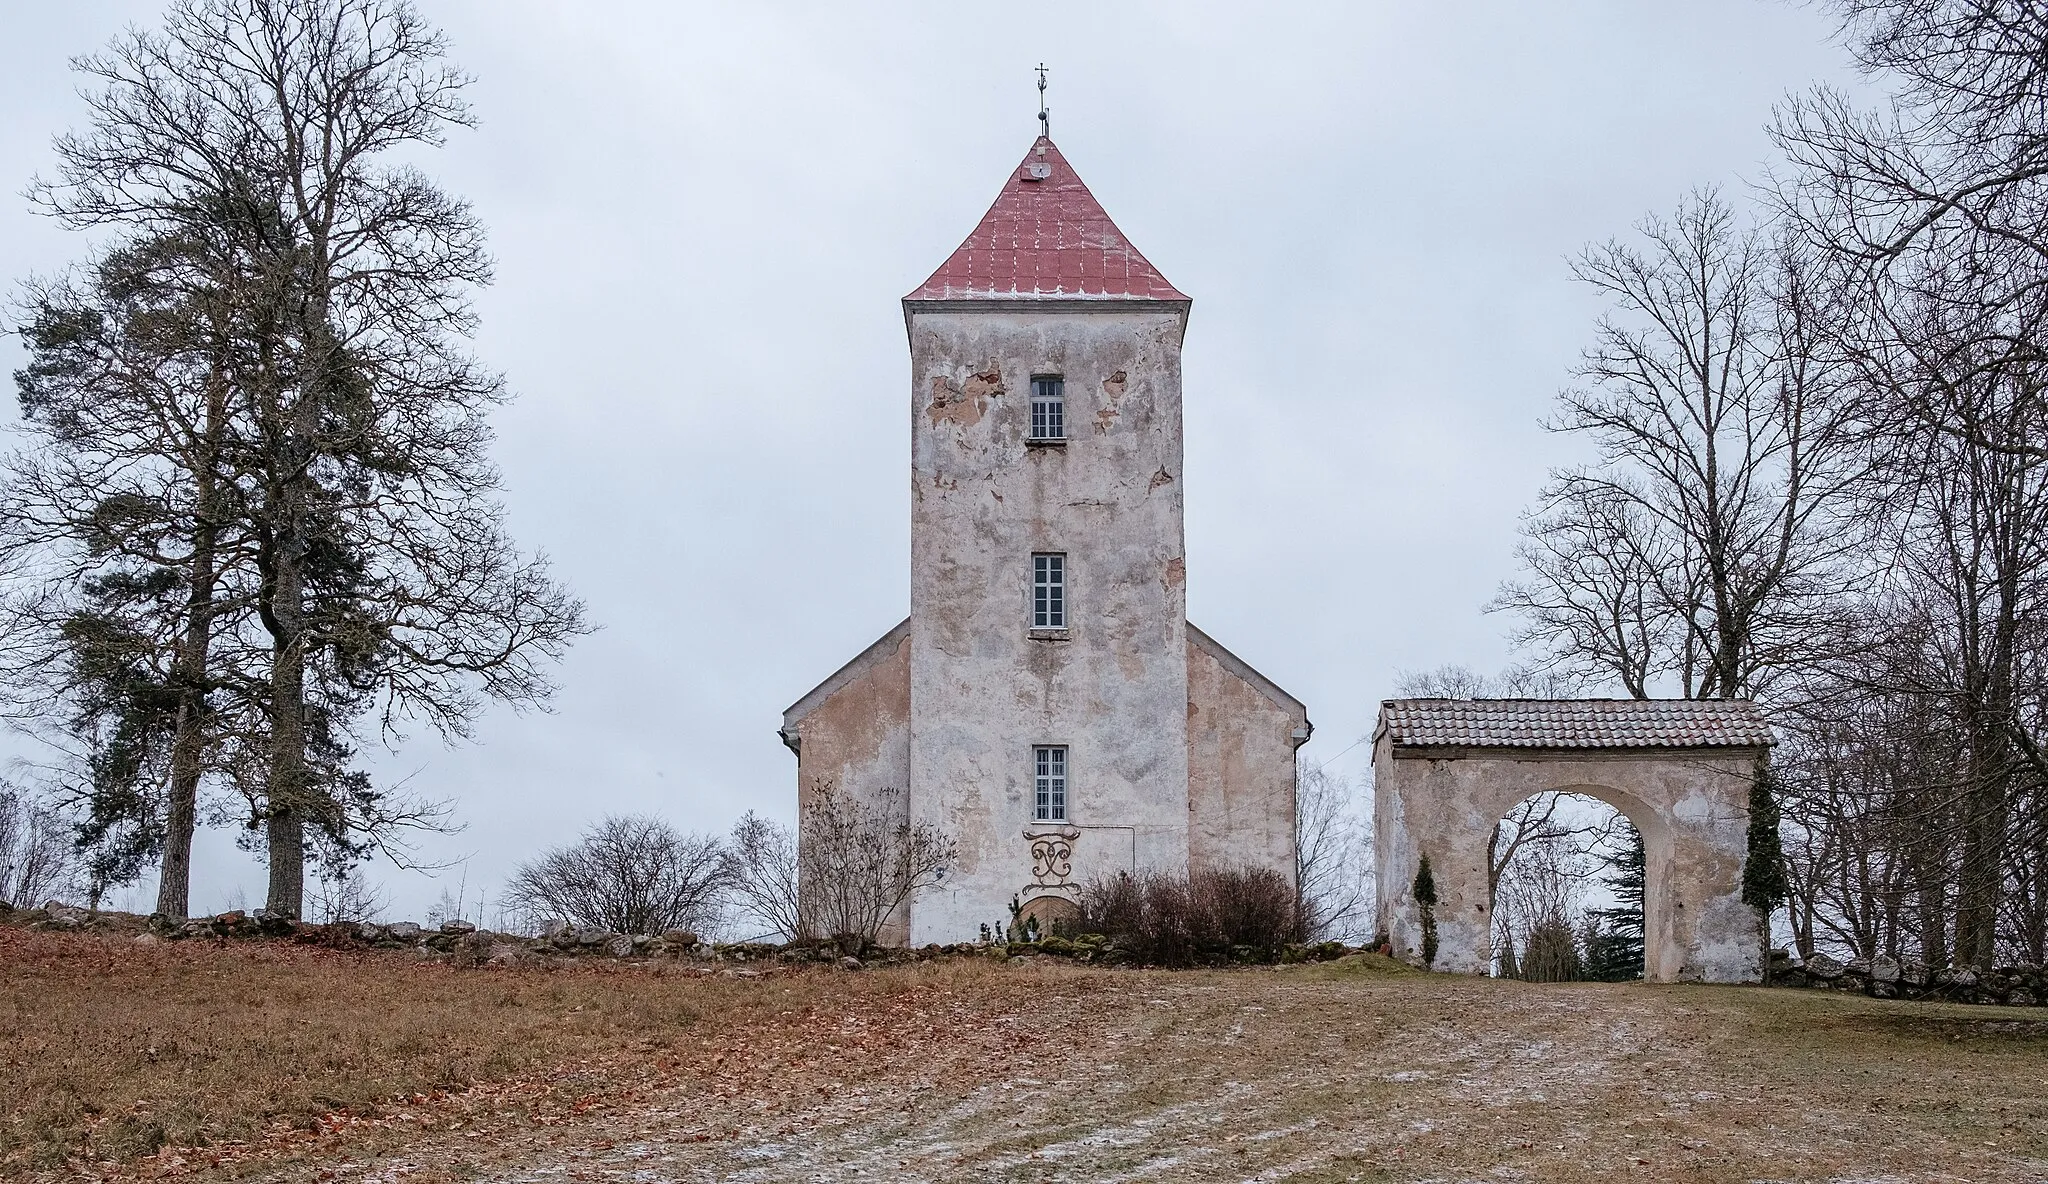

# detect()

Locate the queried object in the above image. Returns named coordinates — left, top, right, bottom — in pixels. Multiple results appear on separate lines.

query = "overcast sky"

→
left=0, top=2, right=1867, bottom=922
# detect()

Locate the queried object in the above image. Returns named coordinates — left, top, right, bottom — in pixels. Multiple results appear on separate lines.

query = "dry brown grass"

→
left=0, top=924, right=1054, bottom=1178
left=5, top=925, right=2048, bottom=1183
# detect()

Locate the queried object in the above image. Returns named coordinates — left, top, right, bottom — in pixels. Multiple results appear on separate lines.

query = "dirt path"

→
left=275, top=960, right=2048, bottom=1184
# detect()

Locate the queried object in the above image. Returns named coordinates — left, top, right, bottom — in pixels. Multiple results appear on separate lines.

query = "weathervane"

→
left=1036, top=63, right=1050, bottom=138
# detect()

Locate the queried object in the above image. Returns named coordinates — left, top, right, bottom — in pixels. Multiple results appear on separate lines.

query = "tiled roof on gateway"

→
left=1376, top=698, right=1774, bottom=750
left=906, top=137, right=1188, bottom=302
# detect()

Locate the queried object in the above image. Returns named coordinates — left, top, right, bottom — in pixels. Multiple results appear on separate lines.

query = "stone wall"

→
left=1375, top=744, right=1763, bottom=984
left=9, top=901, right=1363, bottom=971
left=52, top=900, right=2036, bottom=1000
left=1769, top=951, right=2047, bottom=1006
left=16, top=902, right=878, bottom=970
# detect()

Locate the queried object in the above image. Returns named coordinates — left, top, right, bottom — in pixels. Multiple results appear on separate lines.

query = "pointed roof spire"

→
left=906, top=137, right=1189, bottom=303
left=1036, top=63, right=1050, bottom=139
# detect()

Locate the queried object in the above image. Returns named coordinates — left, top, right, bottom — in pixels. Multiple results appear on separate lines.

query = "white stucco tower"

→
left=904, top=137, right=1196, bottom=942
left=783, top=136, right=1309, bottom=945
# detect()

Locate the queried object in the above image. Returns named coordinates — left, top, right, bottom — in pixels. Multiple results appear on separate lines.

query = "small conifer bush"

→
left=1413, top=854, right=1439, bottom=968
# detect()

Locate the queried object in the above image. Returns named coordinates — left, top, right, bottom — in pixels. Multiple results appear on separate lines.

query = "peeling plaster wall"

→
left=905, top=304, right=1191, bottom=944
left=1371, top=738, right=1763, bottom=984
left=783, top=625, right=912, bottom=945
left=1187, top=631, right=1303, bottom=882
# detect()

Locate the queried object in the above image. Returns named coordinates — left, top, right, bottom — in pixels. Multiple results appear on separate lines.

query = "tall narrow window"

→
left=1030, top=376, right=1065, bottom=440
left=1034, top=745, right=1067, bottom=822
left=1033, top=553, right=1065, bottom=629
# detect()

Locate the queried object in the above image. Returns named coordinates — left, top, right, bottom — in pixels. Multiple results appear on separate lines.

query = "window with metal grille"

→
left=1033, top=553, right=1065, bottom=629
left=1034, top=745, right=1067, bottom=821
left=1029, top=376, right=1065, bottom=440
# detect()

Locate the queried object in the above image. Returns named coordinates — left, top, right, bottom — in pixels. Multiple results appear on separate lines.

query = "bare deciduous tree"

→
left=0, top=787, right=81, bottom=909
left=1391, top=664, right=1576, bottom=702
left=21, top=0, right=589, bottom=918
left=1749, top=2, right=2048, bottom=969
left=1479, top=4, right=2048, bottom=972
left=1294, top=760, right=1372, bottom=941
left=502, top=815, right=726, bottom=936
left=1494, top=192, right=1860, bottom=701
left=727, top=810, right=803, bottom=942
left=1493, top=829, right=1595, bottom=981
left=307, top=864, right=386, bottom=925
left=798, top=784, right=955, bottom=945
left=1493, top=488, right=1678, bottom=699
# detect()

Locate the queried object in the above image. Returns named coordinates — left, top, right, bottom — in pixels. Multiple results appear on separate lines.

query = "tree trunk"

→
left=155, top=612, right=211, bottom=919
left=264, top=536, right=308, bottom=918
left=262, top=271, right=334, bottom=921
left=1915, top=847, right=1949, bottom=967
left=1953, top=710, right=2006, bottom=970
left=2027, top=828, right=2048, bottom=965
left=155, top=372, right=227, bottom=921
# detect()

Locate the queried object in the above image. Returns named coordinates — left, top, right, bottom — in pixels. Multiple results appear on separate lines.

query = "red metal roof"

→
left=906, top=137, right=1188, bottom=303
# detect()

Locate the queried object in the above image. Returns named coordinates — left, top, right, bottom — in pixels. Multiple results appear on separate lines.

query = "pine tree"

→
left=33, top=0, right=590, bottom=916
left=1584, top=829, right=1646, bottom=981
left=8, top=228, right=251, bottom=918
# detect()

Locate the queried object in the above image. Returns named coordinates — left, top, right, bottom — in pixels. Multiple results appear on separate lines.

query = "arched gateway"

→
left=1373, top=698, right=1773, bottom=984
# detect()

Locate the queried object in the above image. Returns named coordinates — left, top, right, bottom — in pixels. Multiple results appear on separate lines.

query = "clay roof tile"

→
left=1376, top=698, right=1773, bottom=750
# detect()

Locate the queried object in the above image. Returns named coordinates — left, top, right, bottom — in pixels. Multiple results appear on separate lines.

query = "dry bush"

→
left=501, top=815, right=725, bottom=935
left=1075, top=866, right=1303, bottom=966
left=1520, top=917, right=1583, bottom=982
left=798, top=785, right=954, bottom=945
left=307, top=866, right=388, bottom=925
left=1206, top=864, right=1303, bottom=949
left=1076, top=870, right=1195, bottom=966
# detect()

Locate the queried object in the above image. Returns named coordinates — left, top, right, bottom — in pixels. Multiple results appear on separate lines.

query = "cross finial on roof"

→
left=1036, top=64, right=1049, bottom=138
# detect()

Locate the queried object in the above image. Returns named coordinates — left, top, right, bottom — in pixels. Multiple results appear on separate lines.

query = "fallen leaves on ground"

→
left=7, top=927, right=2048, bottom=1183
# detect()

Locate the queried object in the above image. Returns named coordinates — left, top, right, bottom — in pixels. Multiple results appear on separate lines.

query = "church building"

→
left=780, top=134, right=1310, bottom=945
